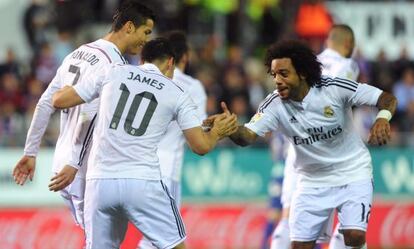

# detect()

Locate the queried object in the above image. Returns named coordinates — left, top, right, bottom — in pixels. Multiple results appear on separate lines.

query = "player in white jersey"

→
left=271, top=24, right=360, bottom=249
left=220, top=40, right=396, bottom=249
left=138, top=31, right=207, bottom=249
left=13, top=1, right=155, bottom=230
left=51, top=38, right=238, bottom=249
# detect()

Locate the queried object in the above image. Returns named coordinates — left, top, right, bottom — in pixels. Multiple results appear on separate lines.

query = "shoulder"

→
left=316, top=76, right=358, bottom=92
left=258, top=91, right=281, bottom=113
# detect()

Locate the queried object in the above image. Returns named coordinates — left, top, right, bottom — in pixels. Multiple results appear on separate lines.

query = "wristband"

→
left=376, top=109, right=392, bottom=121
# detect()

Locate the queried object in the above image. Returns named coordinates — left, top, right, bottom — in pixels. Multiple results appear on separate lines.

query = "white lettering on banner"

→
left=381, top=156, right=414, bottom=193
left=0, top=210, right=83, bottom=249
left=380, top=204, right=414, bottom=246
left=327, top=2, right=414, bottom=60
left=184, top=151, right=263, bottom=196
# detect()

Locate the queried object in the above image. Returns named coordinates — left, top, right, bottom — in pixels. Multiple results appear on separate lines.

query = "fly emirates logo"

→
left=293, top=125, right=343, bottom=145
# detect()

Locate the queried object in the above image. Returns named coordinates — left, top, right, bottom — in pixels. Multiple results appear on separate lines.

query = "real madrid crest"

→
left=249, top=112, right=263, bottom=123
left=324, top=106, right=334, bottom=117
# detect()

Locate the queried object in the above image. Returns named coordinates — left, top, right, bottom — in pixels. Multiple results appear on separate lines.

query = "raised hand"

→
left=203, top=101, right=233, bottom=129
left=13, top=155, right=36, bottom=186
left=368, top=118, right=391, bottom=146
left=48, top=165, right=78, bottom=192
left=211, top=112, right=238, bottom=139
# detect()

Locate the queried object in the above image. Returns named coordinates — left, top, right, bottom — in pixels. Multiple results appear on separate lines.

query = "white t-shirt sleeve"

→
left=333, top=77, right=382, bottom=107
left=73, top=65, right=109, bottom=103
left=176, top=91, right=201, bottom=130
left=349, top=83, right=383, bottom=107
left=244, top=93, right=279, bottom=137
left=23, top=66, right=63, bottom=156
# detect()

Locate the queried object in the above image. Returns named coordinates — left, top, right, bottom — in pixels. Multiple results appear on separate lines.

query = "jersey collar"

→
left=140, top=63, right=162, bottom=74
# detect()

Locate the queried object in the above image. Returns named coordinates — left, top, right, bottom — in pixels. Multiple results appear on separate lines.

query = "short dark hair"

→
left=141, top=38, right=175, bottom=63
left=164, top=30, right=189, bottom=63
left=112, top=1, right=156, bottom=32
left=264, top=40, right=322, bottom=87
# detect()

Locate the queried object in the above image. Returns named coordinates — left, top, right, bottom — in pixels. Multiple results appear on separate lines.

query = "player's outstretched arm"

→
left=228, top=125, right=258, bottom=147
left=368, top=91, right=397, bottom=146
left=203, top=101, right=259, bottom=147
left=13, top=155, right=36, bottom=186
left=184, top=113, right=238, bottom=155
left=52, top=86, right=85, bottom=109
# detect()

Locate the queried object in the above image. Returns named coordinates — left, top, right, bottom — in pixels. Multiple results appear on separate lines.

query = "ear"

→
left=167, top=57, right=175, bottom=69
left=125, top=21, right=135, bottom=34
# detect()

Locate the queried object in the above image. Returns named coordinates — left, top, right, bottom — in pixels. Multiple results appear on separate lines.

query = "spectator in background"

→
left=393, top=66, right=414, bottom=128
left=34, top=42, right=58, bottom=86
left=391, top=46, right=413, bottom=82
left=0, top=48, right=21, bottom=79
left=244, top=58, right=266, bottom=111
left=23, top=0, right=50, bottom=54
left=370, top=49, right=394, bottom=92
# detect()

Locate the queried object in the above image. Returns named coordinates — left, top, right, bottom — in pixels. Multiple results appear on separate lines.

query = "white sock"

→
left=345, top=243, right=367, bottom=249
left=270, top=218, right=291, bottom=249
left=329, top=224, right=346, bottom=249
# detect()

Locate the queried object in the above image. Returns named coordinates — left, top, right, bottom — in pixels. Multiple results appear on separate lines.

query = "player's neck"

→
left=291, top=82, right=310, bottom=102
left=103, top=32, right=127, bottom=54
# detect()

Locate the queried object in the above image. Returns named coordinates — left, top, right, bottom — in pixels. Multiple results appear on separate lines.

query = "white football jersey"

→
left=24, top=39, right=126, bottom=177
left=246, top=77, right=382, bottom=187
left=318, top=48, right=359, bottom=81
left=281, top=47, right=362, bottom=183
left=152, top=67, right=207, bottom=182
left=73, top=63, right=201, bottom=180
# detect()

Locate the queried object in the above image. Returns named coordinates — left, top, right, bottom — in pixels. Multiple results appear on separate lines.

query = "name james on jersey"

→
left=127, top=71, right=165, bottom=90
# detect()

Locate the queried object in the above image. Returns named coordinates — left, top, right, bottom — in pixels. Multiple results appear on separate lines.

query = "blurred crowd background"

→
left=1, top=0, right=414, bottom=147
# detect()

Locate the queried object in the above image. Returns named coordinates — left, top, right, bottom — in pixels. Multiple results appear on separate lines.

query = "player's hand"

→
left=211, top=112, right=238, bottom=139
left=368, top=118, right=391, bottom=146
left=48, top=165, right=78, bottom=192
left=13, top=155, right=36, bottom=186
left=202, top=102, right=232, bottom=130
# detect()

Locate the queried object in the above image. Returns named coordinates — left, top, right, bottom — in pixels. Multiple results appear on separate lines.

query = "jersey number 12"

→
left=110, top=83, right=158, bottom=136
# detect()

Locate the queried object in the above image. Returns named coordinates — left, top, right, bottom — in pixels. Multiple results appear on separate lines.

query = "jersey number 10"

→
left=110, top=83, right=158, bottom=136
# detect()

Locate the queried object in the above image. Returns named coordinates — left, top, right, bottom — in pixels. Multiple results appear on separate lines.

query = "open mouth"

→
left=277, top=87, right=288, bottom=94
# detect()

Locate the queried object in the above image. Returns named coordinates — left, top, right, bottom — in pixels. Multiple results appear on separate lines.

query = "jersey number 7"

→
left=63, top=65, right=81, bottom=114
left=110, top=83, right=158, bottom=136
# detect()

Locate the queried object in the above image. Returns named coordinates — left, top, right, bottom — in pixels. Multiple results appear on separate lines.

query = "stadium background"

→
left=0, top=0, right=413, bottom=248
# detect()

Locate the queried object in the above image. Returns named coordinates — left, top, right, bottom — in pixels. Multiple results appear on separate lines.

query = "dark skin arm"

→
left=228, top=125, right=258, bottom=147
left=203, top=102, right=259, bottom=147
left=368, top=91, right=397, bottom=146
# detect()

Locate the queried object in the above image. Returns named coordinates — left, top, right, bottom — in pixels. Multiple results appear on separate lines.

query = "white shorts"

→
left=290, top=179, right=373, bottom=242
left=59, top=176, right=86, bottom=229
left=84, top=179, right=186, bottom=249
left=139, top=178, right=182, bottom=249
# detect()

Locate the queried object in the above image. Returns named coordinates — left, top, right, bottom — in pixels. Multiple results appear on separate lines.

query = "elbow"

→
left=190, top=145, right=211, bottom=156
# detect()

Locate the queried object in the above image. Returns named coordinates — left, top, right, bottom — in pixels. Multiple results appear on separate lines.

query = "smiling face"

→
left=270, top=58, right=308, bottom=101
left=125, top=19, right=154, bottom=55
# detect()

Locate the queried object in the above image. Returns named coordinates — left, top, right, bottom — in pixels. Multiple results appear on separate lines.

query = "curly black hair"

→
left=111, top=1, right=156, bottom=32
left=264, top=40, right=322, bottom=87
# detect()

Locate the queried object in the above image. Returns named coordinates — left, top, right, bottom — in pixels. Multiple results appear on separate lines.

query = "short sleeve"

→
left=348, top=83, right=383, bottom=107
left=176, top=91, right=201, bottom=130
left=74, top=65, right=110, bottom=103
left=244, top=93, right=280, bottom=137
